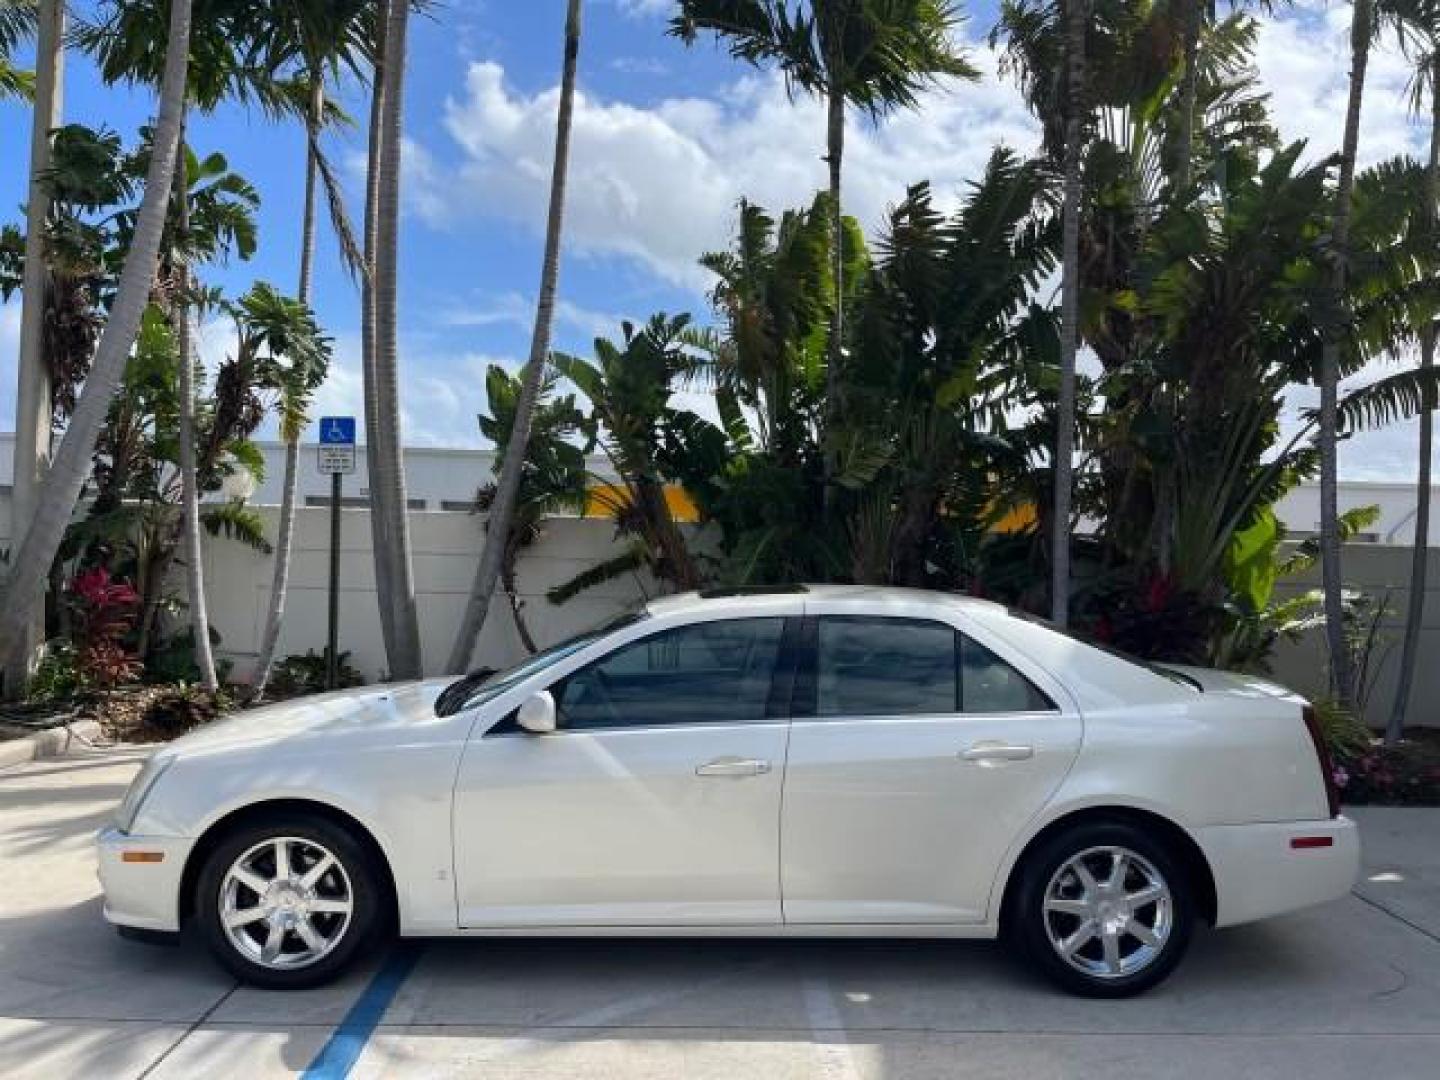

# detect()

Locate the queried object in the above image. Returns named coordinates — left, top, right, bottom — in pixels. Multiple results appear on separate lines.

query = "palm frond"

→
left=546, top=547, right=646, bottom=606
left=200, top=501, right=274, bottom=554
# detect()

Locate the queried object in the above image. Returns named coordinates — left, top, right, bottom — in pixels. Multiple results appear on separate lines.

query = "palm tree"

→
left=445, top=0, right=584, bottom=676
left=4, top=0, right=62, bottom=699
left=996, top=0, right=1089, bottom=625
left=1389, top=7, right=1440, bottom=742
left=1318, top=0, right=1377, bottom=711
left=670, top=0, right=976, bottom=493
left=1050, top=0, right=1087, bottom=626
left=78, top=0, right=277, bottom=688
left=370, top=0, right=423, bottom=678
left=246, top=0, right=369, bottom=697
left=172, top=124, right=218, bottom=689
left=549, top=315, right=712, bottom=605
left=0, top=0, right=192, bottom=670
left=0, top=0, right=36, bottom=100
left=472, top=364, right=588, bottom=654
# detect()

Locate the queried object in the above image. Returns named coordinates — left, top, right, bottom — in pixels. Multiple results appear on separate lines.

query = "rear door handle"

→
left=696, top=757, right=772, bottom=778
left=960, top=743, right=1034, bottom=764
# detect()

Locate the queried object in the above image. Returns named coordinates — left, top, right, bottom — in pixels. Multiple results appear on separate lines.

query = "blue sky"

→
left=2, top=0, right=1438, bottom=479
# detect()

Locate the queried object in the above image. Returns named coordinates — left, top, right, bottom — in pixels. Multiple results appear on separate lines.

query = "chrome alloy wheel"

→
left=1042, top=845, right=1174, bottom=980
left=219, top=836, right=354, bottom=971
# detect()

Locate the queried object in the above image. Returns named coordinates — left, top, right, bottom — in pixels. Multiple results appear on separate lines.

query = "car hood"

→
left=1155, top=664, right=1302, bottom=701
left=160, top=679, right=455, bottom=758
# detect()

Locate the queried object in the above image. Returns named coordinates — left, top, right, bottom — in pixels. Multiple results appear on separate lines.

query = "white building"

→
left=2, top=432, right=1434, bottom=541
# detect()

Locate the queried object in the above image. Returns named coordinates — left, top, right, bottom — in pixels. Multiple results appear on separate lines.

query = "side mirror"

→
left=516, top=691, right=557, bottom=734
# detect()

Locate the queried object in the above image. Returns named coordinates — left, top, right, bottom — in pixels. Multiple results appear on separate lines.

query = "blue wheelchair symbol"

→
left=320, top=417, right=356, bottom=445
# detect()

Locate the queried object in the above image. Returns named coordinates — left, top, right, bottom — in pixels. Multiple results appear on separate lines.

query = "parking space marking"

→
left=301, top=943, right=423, bottom=1080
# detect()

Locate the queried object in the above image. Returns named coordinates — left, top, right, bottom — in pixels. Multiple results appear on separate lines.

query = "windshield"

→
left=434, top=610, right=648, bottom=717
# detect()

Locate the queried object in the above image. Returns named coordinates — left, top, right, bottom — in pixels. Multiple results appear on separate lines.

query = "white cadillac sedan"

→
left=98, top=586, right=1358, bottom=997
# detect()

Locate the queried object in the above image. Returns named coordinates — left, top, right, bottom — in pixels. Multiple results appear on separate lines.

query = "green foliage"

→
left=200, top=502, right=274, bottom=554
left=144, top=629, right=233, bottom=687
left=269, top=649, right=366, bottom=698
left=142, top=684, right=231, bottom=738
left=28, top=643, right=85, bottom=704
left=1312, top=698, right=1375, bottom=762
left=672, top=1, right=979, bottom=116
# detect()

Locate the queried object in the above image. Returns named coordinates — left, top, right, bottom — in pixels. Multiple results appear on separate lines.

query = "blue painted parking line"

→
left=301, top=942, right=423, bottom=1080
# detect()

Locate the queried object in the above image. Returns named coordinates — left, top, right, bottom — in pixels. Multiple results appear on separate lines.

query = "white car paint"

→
left=98, top=585, right=1359, bottom=944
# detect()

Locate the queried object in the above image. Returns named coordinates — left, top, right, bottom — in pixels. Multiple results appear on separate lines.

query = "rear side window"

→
left=553, top=618, right=785, bottom=730
left=808, top=616, right=1056, bottom=717
left=961, top=635, right=1055, bottom=713
left=816, top=617, right=958, bottom=716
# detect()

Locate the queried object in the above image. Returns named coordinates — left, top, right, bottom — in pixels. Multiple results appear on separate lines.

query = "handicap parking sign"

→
left=317, top=416, right=357, bottom=474
left=320, top=416, right=356, bottom=445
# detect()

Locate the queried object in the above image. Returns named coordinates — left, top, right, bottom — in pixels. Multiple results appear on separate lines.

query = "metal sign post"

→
left=317, top=417, right=357, bottom=689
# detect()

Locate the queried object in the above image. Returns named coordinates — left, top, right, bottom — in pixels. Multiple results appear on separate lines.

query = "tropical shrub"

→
left=269, top=649, right=365, bottom=698
left=64, top=567, right=142, bottom=691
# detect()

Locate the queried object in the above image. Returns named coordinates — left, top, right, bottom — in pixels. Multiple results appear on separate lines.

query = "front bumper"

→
left=96, top=827, right=192, bottom=933
left=1194, top=815, right=1360, bottom=928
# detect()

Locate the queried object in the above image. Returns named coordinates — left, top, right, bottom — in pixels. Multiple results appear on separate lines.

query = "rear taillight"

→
left=1301, top=704, right=1341, bottom=818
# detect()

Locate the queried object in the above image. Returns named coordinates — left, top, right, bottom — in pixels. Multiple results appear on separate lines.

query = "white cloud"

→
left=1254, top=4, right=1427, bottom=167
left=414, top=44, right=1040, bottom=290
left=614, top=0, right=675, bottom=17
left=306, top=332, right=519, bottom=450
left=438, top=289, right=633, bottom=344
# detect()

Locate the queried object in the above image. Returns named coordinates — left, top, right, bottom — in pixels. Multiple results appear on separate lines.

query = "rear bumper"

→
left=1194, top=815, right=1360, bottom=928
left=96, top=827, right=191, bottom=933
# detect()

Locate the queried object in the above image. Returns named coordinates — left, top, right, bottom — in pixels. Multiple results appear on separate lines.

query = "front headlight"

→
left=114, top=754, right=175, bottom=834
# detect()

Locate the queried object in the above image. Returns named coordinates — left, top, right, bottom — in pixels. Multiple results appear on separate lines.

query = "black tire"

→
left=1010, top=820, right=1195, bottom=998
left=195, top=812, right=385, bottom=990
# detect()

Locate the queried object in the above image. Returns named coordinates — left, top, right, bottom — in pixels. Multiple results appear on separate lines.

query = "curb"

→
left=0, top=719, right=104, bottom=770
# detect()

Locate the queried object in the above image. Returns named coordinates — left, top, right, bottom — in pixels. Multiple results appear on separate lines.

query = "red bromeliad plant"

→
left=66, top=567, right=143, bottom=690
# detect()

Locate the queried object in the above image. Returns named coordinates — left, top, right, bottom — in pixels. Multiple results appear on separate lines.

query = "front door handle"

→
left=960, top=742, right=1034, bottom=765
left=696, top=757, right=772, bottom=778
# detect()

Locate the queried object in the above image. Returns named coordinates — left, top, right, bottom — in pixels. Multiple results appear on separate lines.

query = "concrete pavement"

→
left=2, top=745, right=1437, bottom=1079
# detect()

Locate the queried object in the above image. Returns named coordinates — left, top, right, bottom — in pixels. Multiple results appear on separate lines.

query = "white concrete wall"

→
left=1268, top=544, right=1440, bottom=729
left=197, top=507, right=658, bottom=681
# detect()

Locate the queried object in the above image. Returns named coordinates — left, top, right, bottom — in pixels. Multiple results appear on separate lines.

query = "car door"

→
left=453, top=616, right=797, bottom=928
left=780, top=614, right=1081, bottom=924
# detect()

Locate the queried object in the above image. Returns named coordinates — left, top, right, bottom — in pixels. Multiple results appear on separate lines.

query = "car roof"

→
left=644, top=584, right=1009, bottom=619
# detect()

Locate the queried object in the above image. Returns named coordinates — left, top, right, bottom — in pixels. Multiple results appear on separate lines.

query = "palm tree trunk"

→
left=1320, top=0, right=1372, bottom=712
left=823, top=85, right=844, bottom=499
left=502, top=538, right=538, bottom=655
left=373, top=0, right=423, bottom=679
left=1052, top=0, right=1087, bottom=627
left=1175, top=0, right=1203, bottom=194
left=4, top=0, right=63, bottom=700
left=0, top=0, right=192, bottom=668
left=250, top=78, right=324, bottom=699
left=445, top=0, right=582, bottom=676
left=361, top=9, right=397, bottom=667
left=1387, top=59, right=1440, bottom=744
left=173, top=123, right=219, bottom=692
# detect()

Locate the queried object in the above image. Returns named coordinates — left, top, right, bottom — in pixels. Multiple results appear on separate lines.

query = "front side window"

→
left=552, top=618, right=786, bottom=731
left=816, top=617, right=958, bottom=717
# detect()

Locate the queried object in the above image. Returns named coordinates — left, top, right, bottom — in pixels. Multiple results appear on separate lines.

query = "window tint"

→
left=816, top=617, right=958, bottom=717
left=961, top=635, right=1055, bottom=713
left=553, top=618, right=785, bottom=730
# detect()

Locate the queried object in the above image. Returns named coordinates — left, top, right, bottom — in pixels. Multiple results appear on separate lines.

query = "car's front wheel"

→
left=195, top=813, right=383, bottom=990
left=1011, top=820, right=1195, bottom=997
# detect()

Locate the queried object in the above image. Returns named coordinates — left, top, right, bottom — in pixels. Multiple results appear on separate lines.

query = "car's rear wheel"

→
left=1011, top=820, right=1194, bottom=997
left=195, top=814, right=382, bottom=990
